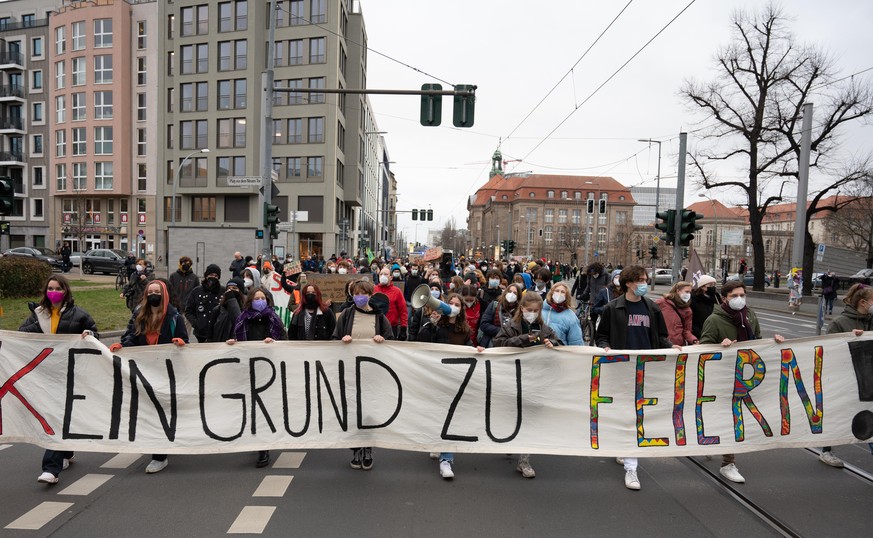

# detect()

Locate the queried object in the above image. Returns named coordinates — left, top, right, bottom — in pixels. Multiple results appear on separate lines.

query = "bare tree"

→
left=435, top=218, right=470, bottom=255
left=822, top=177, right=873, bottom=268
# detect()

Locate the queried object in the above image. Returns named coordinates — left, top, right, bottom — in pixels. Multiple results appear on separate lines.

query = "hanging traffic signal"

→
left=649, top=246, right=658, bottom=260
left=508, top=240, right=516, bottom=253
left=678, top=209, right=702, bottom=246
left=598, top=198, right=607, bottom=214
left=655, top=209, right=676, bottom=245
left=452, top=84, right=476, bottom=128
left=586, top=199, right=595, bottom=214
left=264, top=203, right=280, bottom=239
left=0, top=176, right=14, bottom=216
left=420, top=83, right=443, bottom=126
left=412, top=209, right=419, bottom=220
left=426, top=209, right=433, bottom=221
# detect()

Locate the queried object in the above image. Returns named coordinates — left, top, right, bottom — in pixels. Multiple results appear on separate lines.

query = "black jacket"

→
left=19, top=304, right=99, bottom=337
left=169, top=269, right=199, bottom=310
left=121, top=305, right=189, bottom=347
left=288, top=308, right=337, bottom=341
left=418, top=321, right=472, bottom=346
left=478, top=300, right=515, bottom=348
left=207, top=296, right=242, bottom=343
left=594, top=295, right=672, bottom=350
left=493, top=318, right=559, bottom=348
left=690, top=290, right=720, bottom=339
left=185, top=284, right=223, bottom=341
left=229, top=258, right=246, bottom=278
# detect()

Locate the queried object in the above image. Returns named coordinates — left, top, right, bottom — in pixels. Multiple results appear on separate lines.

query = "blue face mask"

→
left=430, top=289, right=441, bottom=299
left=633, top=283, right=648, bottom=297
left=353, top=294, right=370, bottom=308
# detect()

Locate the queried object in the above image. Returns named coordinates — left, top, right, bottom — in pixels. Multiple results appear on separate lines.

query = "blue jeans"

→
left=439, top=452, right=453, bottom=462
left=42, top=449, right=74, bottom=476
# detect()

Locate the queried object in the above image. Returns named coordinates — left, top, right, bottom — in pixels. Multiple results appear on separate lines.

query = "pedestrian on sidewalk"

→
left=787, top=271, right=802, bottom=313
left=820, top=271, right=839, bottom=315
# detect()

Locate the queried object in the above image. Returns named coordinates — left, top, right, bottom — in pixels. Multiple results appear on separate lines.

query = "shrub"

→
left=0, top=256, right=53, bottom=299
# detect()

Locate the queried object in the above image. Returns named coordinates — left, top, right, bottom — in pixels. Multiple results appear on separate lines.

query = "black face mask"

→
left=147, top=294, right=162, bottom=307
left=204, top=277, right=219, bottom=289
left=304, top=293, right=318, bottom=307
left=182, top=263, right=192, bottom=272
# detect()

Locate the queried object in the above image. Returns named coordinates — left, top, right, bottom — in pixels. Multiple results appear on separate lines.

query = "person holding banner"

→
left=333, top=279, right=394, bottom=470
left=206, top=278, right=245, bottom=342
left=288, top=283, right=336, bottom=341
left=418, top=292, right=485, bottom=479
left=494, top=292, right=558, bottom=478
left=698, top=280, right=785, bottom=483
left=595, top=265, right=675, bottom=490
left=543, top=282, right=583, bottom=346
left=819, top=283, right=873, bottom=467
left=184, top=264, right=223, bottom=343
left=111, top=279, right=188, bottom=474
left=19, top=275, right=99, bottom=485
left=478, top=283, right=522, bottom=348
left=655, top=282, right=699, bottom=346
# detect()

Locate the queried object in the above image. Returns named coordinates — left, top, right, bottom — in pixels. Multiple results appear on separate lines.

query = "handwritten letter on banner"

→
left=1, top=330, right=871, bottom=456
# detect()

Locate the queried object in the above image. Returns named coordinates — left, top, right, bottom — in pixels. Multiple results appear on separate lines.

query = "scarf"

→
left=234, top=307, right=285, bottom=341
left=720, top=303, right=756, bottom=342
left=547, top=300, right=567, bottom=313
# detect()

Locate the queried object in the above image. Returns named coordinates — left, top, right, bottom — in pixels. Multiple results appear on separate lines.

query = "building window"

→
left=94, top=126, right=113, bottom=155
left=137, top=93, right=147, bottom=121
left=31, top=70, right=43, bottom=90
left=544, top=226, right=553, bottom=244
left=309, top=37, right=325, bottom=63
left=138, top=164, right=148, bottom=191
left=167, top=88, right=175, bottom=113
left=72, top=57, right=85, bottom=85
left=55, top=61, right=65, bottom=89
left=224, top=195, right=249, bottom=222
left=192, top=196, right=216, bottom=222
left=137, top=21, right=147, bottom=49
left=72, top=92, right=85, bottom=120
left=336, top=159, right=344, bottom=186
left=288, top=118, right=302, bottom=144
left=310, top=0, right=327, bottom=24
left=33, top=167, right=44, bottom=187
left=73, top=163, right=87, bottom=190
left=309, top=77, right=325, bottom=103
left=288, top=39, right=303, bottom=65
left=181, top=121, right=194, bottom=149
left=72, top=21, right=85, bottom=51
left=529, top=192, right=535, bottom=198
left=56, top=164, right=67, bottom=191
left=544, top=209, right=553, bottom=223
left=561, top=191, right=568, bottom=199
left=32, top=102, right=43, bottom=123
left=55, top=26, right=65, bottom=55
left=94, top=19, right=113, bottom=48
left=547, top=190, right=554, bottom=199
left=219, top=1, right=248, bottom=32
left=72, top=127, right=86, bottom=155
left=182, top=5, right=209, bottom=36
left=181, top=44, right=209, bottom=74
left=558, top=209, right=567, bottom=224
left=32, top=134, right=43, bottom=155
left=55, top=130, right=66, bottom=157
left=289, top=0, right=304, bottom=25
left=307, top=117, right=324, bottom=143
left=196, top=120, right=208, bottom=149
left=572, top=208, right=581, bottom=225
left=307, top=156, right=323, bottom=177
left=137, top=129, right=147, bottom=156
left=286, top=157, right=301, bottom=178
left=217, top=118, right=246, bottom=148
left=167, top=51, right=175, bottom=76
left=166, top=124, right=174, bottom=149
left=94, top=91, right=112, bottom=119
left=95, top=162, right=113, bottom=190
left=94, top=55, right=112, bottom=84
left=137, top=57, right=147, bottom=85
left=32, top=198, right=44, bottom=219
left=288, top=79, right=303, bottom=104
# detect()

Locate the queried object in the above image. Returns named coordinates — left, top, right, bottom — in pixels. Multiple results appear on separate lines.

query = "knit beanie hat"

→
left=205, top=264, right=222, bottom=278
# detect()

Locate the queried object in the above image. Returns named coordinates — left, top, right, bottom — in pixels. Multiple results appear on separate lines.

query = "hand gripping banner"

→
left=1, top=330, right=872, bottom=456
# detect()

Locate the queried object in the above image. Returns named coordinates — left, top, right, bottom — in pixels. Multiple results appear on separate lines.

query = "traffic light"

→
left=598, top=198, right=607, bottom=214
left=0, top=176, right=13, bottom=216
left=649, top=246, right=658, bottom=260
left=586, top=198, right=595, bottom=214
left=452, top=84, right=476, bottom=128
left=264, top=203, right=280, bottom=239
left=412, top=209, right=418, bottom=220
left=508, top=240, right=516, bottom=253
left=420, top=83, right=443, bottom=126
left=655, top=209, right=676, bottom=245
left=426, top=209, right=433, bottom=221
left=678, top=209, right=702, bottom=246
left=682, top=247, right=689, bottom=259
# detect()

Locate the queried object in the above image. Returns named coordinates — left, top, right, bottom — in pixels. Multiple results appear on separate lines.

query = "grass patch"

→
left=0, top=287, right=131, bottom=333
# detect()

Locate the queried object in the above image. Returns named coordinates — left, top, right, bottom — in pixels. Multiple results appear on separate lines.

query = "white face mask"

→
left=613, top=277, right=620, bottom=287
left=338, top=268, right=347, bottom=274
left=867, top=303, right=873, bottom=315
left=329, top=267, right=336, bottom=273
left=505, top=292, right=517, bottom=304
left=430, top=289, right=441, bottom=299
left=728, top=296, right=746, bottom=311
left=379, top=275, right=390, bottom=285
left=449, top=283, right=456, bottom=290
left=411, top=270, right=418, bottom=276
left=552, top=292, right=566, bottom=304
left=243, top=278, right=253, bottom=289
left=522, top=311, right=538, bottom=324
left=464, top=299, right=475, bottom=308
left=679, top=292, right=691, bottom=303
left=135, top=264, right=144, bottom=273
left=449, top=305, right=461, bottom=317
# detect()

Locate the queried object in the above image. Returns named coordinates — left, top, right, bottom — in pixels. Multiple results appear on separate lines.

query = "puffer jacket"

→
left=826, top=305, right=873, bottom=334
left=19, top=304, right=99, bottom=337
left=655, top=297, right=697, bottom=346
left=542, top=302, right=583, bottom=345
left=478, top=301, right=516, bottom=348
left=698, top=305, right=761, bottom=344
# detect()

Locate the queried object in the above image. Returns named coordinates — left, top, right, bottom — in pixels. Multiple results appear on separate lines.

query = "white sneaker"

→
left=719, top=463, right=745, bottom=483
left=145, top=459, right=168, bottom=474
left=429, top=452, right=440, bottom=460
left=615, top=457, right=625, bottom=465
left=62, top=457, right=73, bottom=471
left=439, top=460, right=454, bottom=479
left=624, top=470, right=640, bottom=490
left=37, top=472, right=59, bottom=484
left=516, top=457, right=536, bottom=478
left=819, top=451, right=844, bottom=468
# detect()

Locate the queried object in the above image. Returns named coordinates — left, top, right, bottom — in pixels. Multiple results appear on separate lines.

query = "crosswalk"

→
left=755, top=310, right=819, bottom=339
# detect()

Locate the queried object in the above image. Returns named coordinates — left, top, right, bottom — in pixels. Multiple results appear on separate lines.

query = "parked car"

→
left=80, top=248, right=130, bottom=275
left=850, top=268, right=873, bottom=279
left=647, top=268, right=673, bottom=285
left=69, top=251, right=83, bottom=266
left=2, top=246, right=62, bottom=270
left=727, top=271, right=771, bottom=287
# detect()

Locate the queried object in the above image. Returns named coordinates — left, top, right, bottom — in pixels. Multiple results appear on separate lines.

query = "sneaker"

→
left=37, top=472, right=59, bottom=484
left=516, top=457, right=536, bottom=478
left=145, top=459, right=168, bottom=474
left=255, top=451, right=271, bottom=468
left=429, top=452, right=440, bottom=460
left=624, top=470, right=640, bottom=490
left=361, top=447, right=373, bottom=470
left=62, top=456, right=74, bottom=471
left=439, top=460, right=454, bottom=479
left=350, top=448, right=363, bottom=470
left=719, top=463, right=745, bottom=483
left=819, top=451, right=844, bottom=468
left=615, top=457, right=625, bottom=465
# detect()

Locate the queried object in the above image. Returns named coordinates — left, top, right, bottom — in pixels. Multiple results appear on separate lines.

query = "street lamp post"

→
left=170, top=148, right=209, bottom=266
left=699, top=193, right=719, bottom=276
left=639, top=138, right=662, bottom=287
left=362, top=131, right=386, bottom=258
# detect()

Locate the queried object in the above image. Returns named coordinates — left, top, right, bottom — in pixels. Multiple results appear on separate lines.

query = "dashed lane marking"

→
left=4, top=501, right=74, bottom=530
left=252, top=476, right=294, bottom=498
left=272, top=451, right=306, bottom=469
left=227, top=506, right=276, bottom=534
left=0, top=444, right=11, bottom=451
left=57, top=474, right=114, bottom=496
left=100, top=453, right=143, bottom=469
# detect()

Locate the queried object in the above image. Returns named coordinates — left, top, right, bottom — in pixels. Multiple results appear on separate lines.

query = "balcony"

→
left=0, top=51, right=23, bottom=70
left=0, top=18, right=48, bottom=32
left=0, top=150, right=24, bottom=165
left=0, top=116, right=24, bottom=133
left=0, top=84, right=24, bottom=102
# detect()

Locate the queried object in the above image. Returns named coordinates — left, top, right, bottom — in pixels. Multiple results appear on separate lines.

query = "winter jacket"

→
left=584, top=273, right=608, bottom=304
left=288, top=308, right=337, bottom=341
left=594, top=295, right=672, bottom=350
left=19, top=304, right=98, bottom=337
left=572, top=273, right=589, bottom=301
left=332, top=307, right=394, bottom=340
left=122, top=273, right=154, bottom=311
left=542, top=302, right=583, bottom=346
left=592, top=287, right=618, bottom=316
left=478, top=300, right=516, bottom=348
left=826, top=305, right=873, bottom=334
left=169, top=269, right=199, bottom=310
left=120, top=305, right=189, bottom=347
left=478, top=287, right=502, bottom=311
left=233, top=307, right=286, bottom=342
left=493, top=318, right=560, bottom=348
left=229, top=258, right=246, bottom=278
left=465, top=300, right=481, bottom=346
left=207, top=296, right=242, bottom=342
left=403, top=275, right=425, bottom=303
left=374, top=282, right=408, bottom=328
left=698, top=305, right=761, bottom=344
left=690, top=290, right=720, bottom=339
left=185, top=283, right=223, bottom=342
left=417, top=321, right=473, bottom=346
left=655, top=297, right=697, bottom=346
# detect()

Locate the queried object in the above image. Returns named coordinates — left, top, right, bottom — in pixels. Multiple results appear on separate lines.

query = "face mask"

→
left=225, top=288, right=241, bottom=300
left=338, top=268, right=347, bottom=274
left=505, top=292, right=517, bottom=304
left=329, top=267, right=336, bottom=273
left=552, top=292, right=566, bottom=304
left=371, top=265, right=378, bottom=272
left=679, top=292, right=692, bottom=303
left=464, top=299, right=475, bottom=308
left=411, top=270, right=418, bottom=276
left=252, top=299, right=269, bottom=311
left=182, top=263, right=192, bottom=272
left=46, top=290, right=65, bottom=304
left=136, top=264, right=144, bottom=273
left=633, top=283, right=648, bottom=297
left=147, top=294, right=162, bottom=307
left=393, top=272, right=401, bottom=279
left=379, top=275, right=390, bottom=285
left=205, top=277, right=219, bottom=289
left=613, top=277, right=620, bottom=287
left=449, top=305, right=461, bottom=317
left=430, top=289, right=441, bottom=299
left=449, top=283, right=456, bottom=290
left=522, top=311, right=538, bottom=324
left=867, top=304, right=873, bottom=315
left=489, top=279, right=499, bottom=288
left=304, top=293, right=318, bottom=307
left=592, top=273, right=599, bottom=278
left=481, top=266, right=488, bottom=272
left=706, top=287, right=716, bottom=297
left=728, top=296, right=746, bottom=311
left=244, top=278, right=254, bottom=289
left=535, top=281, right=545, bottom=290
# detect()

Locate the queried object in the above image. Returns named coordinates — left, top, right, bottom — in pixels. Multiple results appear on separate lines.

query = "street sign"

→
left=290, top=210, right=309, bottom=222
left=277, top=224, right=294, bottom=232
left=816, top=243, right=826, bottom=262
left=720, top=227, right=744, bottom=246
left=227, top=176, right=262, bottom=187
left=653, top=236, right=660, bottom=243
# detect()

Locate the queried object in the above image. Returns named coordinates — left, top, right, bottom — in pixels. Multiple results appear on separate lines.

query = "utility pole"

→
left=259, top=0, right=277, bottom=258
left=791, top=103, right=813, bottom=275
left=671, top=133, right=688, bottom=282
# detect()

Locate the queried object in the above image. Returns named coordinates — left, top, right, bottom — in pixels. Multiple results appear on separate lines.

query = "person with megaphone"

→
left=416, top=292, right=485, bottom=480
left=408, top=280, right=445, bottom=340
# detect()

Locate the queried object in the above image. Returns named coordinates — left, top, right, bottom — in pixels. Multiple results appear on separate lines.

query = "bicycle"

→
left=115, top=269, right=128, bottom=291
left=576, top=302, right=596, bottom=346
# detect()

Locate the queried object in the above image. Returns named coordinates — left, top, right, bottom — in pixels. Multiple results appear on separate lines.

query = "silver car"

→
left=647, top=268, right=673, bottom=285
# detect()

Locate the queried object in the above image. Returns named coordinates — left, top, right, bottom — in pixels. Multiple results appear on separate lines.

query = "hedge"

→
left=0, top=256, right=53, bottom=299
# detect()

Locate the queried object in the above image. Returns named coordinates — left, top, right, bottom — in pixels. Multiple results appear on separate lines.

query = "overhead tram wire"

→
left=503, top=0, right=635, bottom=142
left=514, top=0, right=697, bottom=168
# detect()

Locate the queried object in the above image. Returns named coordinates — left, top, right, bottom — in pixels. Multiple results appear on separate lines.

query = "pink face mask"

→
left=47, top=290, right=65, bottom=304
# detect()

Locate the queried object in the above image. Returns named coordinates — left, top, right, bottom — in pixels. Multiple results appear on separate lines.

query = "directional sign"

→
left=816, top=243, right=826, bottom=262
left=277, top=223, right=294, bottom=232
left=290, top=210, right=309, bottom=222
left=227, top=176, right=262, bottom=187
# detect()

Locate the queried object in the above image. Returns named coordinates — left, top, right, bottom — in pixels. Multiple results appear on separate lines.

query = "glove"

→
left=171, top=338, right=186, bottom=347
left=398, top=326, right=408, bottom=341
left=109, top=343, right=122, bottom=353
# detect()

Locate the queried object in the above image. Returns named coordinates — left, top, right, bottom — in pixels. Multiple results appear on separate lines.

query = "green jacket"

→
left=826, top=305, right=873, bottom=334
left=698, top=304, right=761, bottom=344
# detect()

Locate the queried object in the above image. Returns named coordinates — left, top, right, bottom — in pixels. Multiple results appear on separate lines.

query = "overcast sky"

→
left=359, top=0, right=873, bottom=245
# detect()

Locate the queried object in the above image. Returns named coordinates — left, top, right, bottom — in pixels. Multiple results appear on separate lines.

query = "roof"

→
left=470, top=173, right=636, bottom=207
left=686, top=200, right=746, bottom=220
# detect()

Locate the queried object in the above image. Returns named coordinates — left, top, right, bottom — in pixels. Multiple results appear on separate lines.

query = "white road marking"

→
left=0, top=444, right=12, bottom=451
left=5, top=501, right=74, bottom=530
left=252, top=476, right=294, bottom=497
left=101, top=453, right=143, bottom=469
left=272, top=451, right=306, bottom=469
left=227, top=506, right=276, bottom=534
left=57, top=474, right=114, bottom=496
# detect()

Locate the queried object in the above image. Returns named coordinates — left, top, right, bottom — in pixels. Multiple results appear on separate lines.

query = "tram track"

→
left=803, top=447, right=873, bottom=485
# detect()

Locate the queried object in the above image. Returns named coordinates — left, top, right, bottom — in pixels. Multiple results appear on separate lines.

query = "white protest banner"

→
left=261, top=271, right=292, bottom=327
left=1, top=331, right=871, bottom=456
